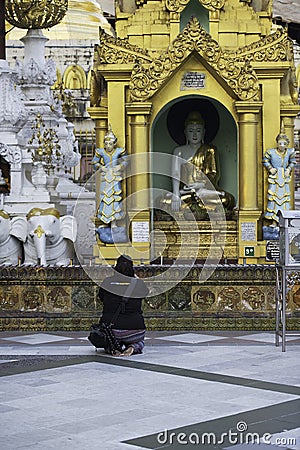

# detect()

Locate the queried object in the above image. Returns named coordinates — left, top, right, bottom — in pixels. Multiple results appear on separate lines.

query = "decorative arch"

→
left=129, top=17, right=259, bottom=102
left=63, top=65, right=87, bottom=89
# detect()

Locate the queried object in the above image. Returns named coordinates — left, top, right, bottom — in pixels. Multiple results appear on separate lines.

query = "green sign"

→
left=244, top=246, right=255, bottom=257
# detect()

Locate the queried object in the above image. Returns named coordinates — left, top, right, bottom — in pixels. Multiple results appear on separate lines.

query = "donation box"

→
left=278, top=210, right=300, bottom=266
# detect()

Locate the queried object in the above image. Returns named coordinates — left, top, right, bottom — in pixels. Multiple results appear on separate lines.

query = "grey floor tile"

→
left=0, top=403, right=20, bottom=413
left=0, top=331, right=299, bottom=450
left=1, top=333, right=73, bottom=345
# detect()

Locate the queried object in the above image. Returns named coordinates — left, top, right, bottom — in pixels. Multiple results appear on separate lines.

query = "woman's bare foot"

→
left=121, top=346, right=134, bottom=356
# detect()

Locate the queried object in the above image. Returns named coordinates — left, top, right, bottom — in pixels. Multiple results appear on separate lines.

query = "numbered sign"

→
left=244, top=246, right=255, bottom=257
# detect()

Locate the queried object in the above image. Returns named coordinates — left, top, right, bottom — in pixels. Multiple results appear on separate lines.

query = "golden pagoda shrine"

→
left=0, top=0, right=299, bottom=332
left=89, top=0, right=299, bottom=264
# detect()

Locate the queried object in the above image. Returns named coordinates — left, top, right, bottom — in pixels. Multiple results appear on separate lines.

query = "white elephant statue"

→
left=0, top=210, right=26, bottom=265
left=23, top=207, right=78, bottom=266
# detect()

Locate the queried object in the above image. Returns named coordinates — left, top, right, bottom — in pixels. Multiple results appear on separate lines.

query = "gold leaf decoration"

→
left=166, top=0, right=190, bottom=11
left=129, top=17, right=259, bottom=101
left=166, top=0, right=225, bottom=12
left=5, top=0, right=68, bottom=29
left=136, top=0, right=148, bottom=6
left=200, top=0, right=225, bottom=9
left=228, top=29, right=288, bottom=63
left=95, top=30, right=153, bottom=65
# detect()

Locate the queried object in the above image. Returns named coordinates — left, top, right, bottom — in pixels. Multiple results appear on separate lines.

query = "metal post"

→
left=275, top=266, right=280, bottom=347
left=281, top=267, right=286, bottom=352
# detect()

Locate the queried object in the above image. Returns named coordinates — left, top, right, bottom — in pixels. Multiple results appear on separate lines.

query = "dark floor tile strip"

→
left=0, top=356, right=95, bottom=376
left=123, top=399, right=300, bottom=450
left=91, top=355, right=300, bottom=396
left=0, top=353, right=299, bottom=398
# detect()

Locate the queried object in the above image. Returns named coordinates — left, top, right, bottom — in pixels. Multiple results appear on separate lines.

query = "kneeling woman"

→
left=98, top=255, right=148, bottom=356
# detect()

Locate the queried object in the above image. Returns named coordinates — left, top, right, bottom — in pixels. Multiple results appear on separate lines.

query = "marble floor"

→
left=0, top=330, right=299, bottom=449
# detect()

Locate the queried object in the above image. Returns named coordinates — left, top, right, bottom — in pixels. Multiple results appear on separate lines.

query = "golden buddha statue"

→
left=163, top=111, right=235, bottom=213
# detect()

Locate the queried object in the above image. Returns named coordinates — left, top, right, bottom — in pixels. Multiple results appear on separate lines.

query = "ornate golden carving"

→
left=228, top=29, right=289, bottom=63
left=243, top=287, right=265, bottom=310
left=95, top=30, right=153, bottom=65
left=153, top=219, right=238, bottom=259
left=130, top=17, right=259, bottom=101
left=166, top=0, right=225, bottom=12
left=136, top=0, right=148, bottom=6
left=46, top=287, right=71, bottom=312
left=0, top=263, right=297, bottom=331
left=0, top=286, right=19, bottom=311
left=21, top=287, right=45, bottom=311
left=166, top=0, right=191, bottom=10
left=200, top=0, right=225, bottom=9
left=192, top=287, right=216, bottom=310
left=5, top=0, right=68, bottom=29
left=216, top=287, right=241, bottom=311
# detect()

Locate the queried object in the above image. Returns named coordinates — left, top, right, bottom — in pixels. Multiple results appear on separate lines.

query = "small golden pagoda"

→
left=89, top=0, right=299, bottom=264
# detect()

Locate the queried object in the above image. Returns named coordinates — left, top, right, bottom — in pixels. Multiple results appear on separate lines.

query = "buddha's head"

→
left=184, top=111, right=205, bottom=145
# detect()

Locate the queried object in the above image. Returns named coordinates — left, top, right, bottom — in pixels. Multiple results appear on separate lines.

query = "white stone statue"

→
left=19, top=207, right=78, bottom=266
left=0, top=210, right=26, bottom=265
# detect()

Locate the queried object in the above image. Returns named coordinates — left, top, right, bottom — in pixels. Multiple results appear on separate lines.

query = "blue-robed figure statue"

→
left=92, top=125, right=128, bottom=243
left=262, top=130, right=296, bottom=240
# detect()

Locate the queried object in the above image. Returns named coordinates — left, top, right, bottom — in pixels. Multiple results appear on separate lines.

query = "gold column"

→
left=126, top=102, right=152, bottom=212
left=235, top=101, right=263, bottom=262
left=107, top=82, right=126, bottom=144
left=261, top=78, right=281, bottom=149
left=87, top=107, right=108, bottom=148
left=125, top=102, right=152, bottom=262
left=235, top=102, right=263, bottom=211
left=100, top=68, right=132, bottom=146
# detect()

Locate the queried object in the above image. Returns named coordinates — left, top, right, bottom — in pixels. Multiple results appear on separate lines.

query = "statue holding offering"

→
left=263, top=131, right=296, bottom=227
left=163, top=111, right=235, bottom=213
left=92, top=125, right=128, bottom=243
